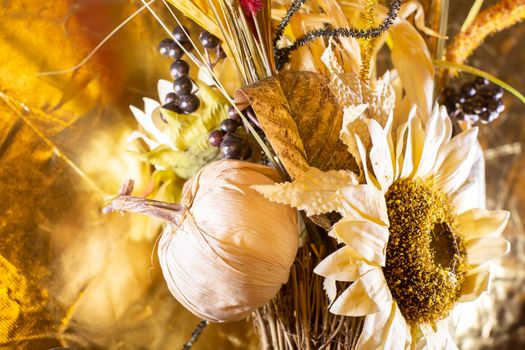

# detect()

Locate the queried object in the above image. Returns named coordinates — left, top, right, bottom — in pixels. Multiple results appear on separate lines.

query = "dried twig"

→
left=446, top=0, right=525, bottom=67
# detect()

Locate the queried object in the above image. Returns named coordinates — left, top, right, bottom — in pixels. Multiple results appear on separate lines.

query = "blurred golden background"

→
left=0, top=0, right=523, bottom=349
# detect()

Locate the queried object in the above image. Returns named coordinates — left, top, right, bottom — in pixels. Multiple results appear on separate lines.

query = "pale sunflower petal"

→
left=340, top=104, right=369, bottom=161
left=386, top=112, right=397, bottom=179
left=398, top=118, right=414, bottom=179
left=458, top=208, right=510, bottom=240
left=460, top=266, right=491, bottom=302
left=313, top=246, right=363, bottom=282
left=355, top=133, right=380, bottom=189
left=253, top=167, right=358, bottom=216
left=466, top=236, right=510, bottom=265
left=393, top=108, right=413, bottom=180
left=331, top=219, right=389, bottom=266
left=451, top=182, right=482, bottom=215
left=433, top=127, right=479, bottom=194
left=367, top=118, right=394, bottom=192
left=420, top=321, right=458, bottom=350
left=323, top=277, right=338, bottom=304
left=330, top=266, right=392, bottom=316
left=414, top=105, right=449, bottom=179
left=398, top=108, right=425, bottom=179
left=339, top=184, right=389, bottom=226
left=357, top=302, right=411, bottom=350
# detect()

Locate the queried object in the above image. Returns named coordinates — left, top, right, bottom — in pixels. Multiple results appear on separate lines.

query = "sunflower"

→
left=255, top=101, right=510, bottom=349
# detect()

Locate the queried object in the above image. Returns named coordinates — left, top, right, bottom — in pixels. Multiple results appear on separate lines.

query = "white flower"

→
left=255, top=102, right=510, bottom=349
left=128, top=79, right=175, bottom=151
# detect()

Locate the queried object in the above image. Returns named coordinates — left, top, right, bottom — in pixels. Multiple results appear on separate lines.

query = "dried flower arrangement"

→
left=100, top=0, right=525, bottom=348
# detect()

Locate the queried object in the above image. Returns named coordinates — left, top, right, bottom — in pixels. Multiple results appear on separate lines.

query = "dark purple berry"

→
left=209, top=130, right=226, bottom=147
left=173, top=76, right=193, bottom=96
left=242, top=145, right=253, bottom=160
left=159, top=38, right=174, bottom=56
left=167, top=43, right=184, bottom=60
left=493, top=85, right=504, bottom=99
left=474, top=77, right=490, bottom=87
left=162, top=100, right=180, bottom=113
left=165, top=92, right=178, bottom=104
left=465, top=113, right=479, bottom=123
left=462, top=99, right=474, bottom=114
left=178, top=94, right=200, bottom=113
left=170, top=60, right=190, bottom=78
left=486, top=99, right=505, bottom=114
left=479, top=111, right=498, bottom=123
left=173, top=26, right=190, bottom=43
left=199, top=30, right=220, bottom=49
left=470, top=96, right=486, bottom=114
left=227, top=106, right=242, bottom=123
left=461, top=82, right=477, bottom=97
left=220, top=119, right=239, bottom=133
left=220, top=134, right=244, bottom=159
left=479, top=85, right=503, bottom=100
left=160, top=101, right=181, bottom=121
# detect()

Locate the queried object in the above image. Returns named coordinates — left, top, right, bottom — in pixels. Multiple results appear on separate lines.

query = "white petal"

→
left=330, top=266, right=392, bottom=316
left=466, top=237, right=510, bottom=265
left=130, top=100, right=172, bottom=147
left=340, top=104, right=369, bottom=161
left=451, top=182, right=481, bottom=215
left=332, top=219, right=389, bottom=266
left=355, top=134, right=380, bottom=189
left=420, top=321, right=458, bottom=350
left=323, top=277, right=338, bottom=304
left=358, top=302, right=411, bottom=350
left=367, top=118, right=394, bottom=192
left=386, top=112, right=397, bottom=179
left=314, top=246, right=362, bottom=282
left=144, top=97, right=161, bottom=117
left=460, top=266, right=491, bottom=302
left=433, top=128, right=479, bottom=194
left=458, top=209, right=510, bottom=240
left=127, top=130, right=160, bottom=150
left=393, top=112, right=410, bottom=180
left=157, top=79, right=174, bottom=102
left=398, top=107, right=422, bottom=179
left=340, top=184, right=389, bottom=226
left=414, top=105, right=449, bottom=178
left=390, top=20, right=434, bottom=122
left=343, top=103, right=369, bottom=126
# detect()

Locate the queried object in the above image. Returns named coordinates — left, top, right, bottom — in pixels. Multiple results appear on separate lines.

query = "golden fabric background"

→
left=0, top=1, right=254, bottom=349
left=0, top=0, right=523, bottom=349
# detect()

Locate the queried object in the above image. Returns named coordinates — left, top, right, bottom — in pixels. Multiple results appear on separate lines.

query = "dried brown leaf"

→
left=236, top=71, right=358, bottom=181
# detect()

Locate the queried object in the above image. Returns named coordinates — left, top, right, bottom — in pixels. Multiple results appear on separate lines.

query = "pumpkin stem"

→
left=103, top=179, right=186, bottom=225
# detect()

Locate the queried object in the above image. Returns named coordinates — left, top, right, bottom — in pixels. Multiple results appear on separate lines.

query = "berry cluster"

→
left=158, top=26, right=223, bottom=115
left=208, top=107, right=254, bottom=160
left=443, top=77, right=505, bottom=124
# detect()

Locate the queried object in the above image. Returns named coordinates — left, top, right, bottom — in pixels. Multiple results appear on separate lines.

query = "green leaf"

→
left=145, top=145, right=219, bottom=179
left=160, top=82, right=229, bottom=152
